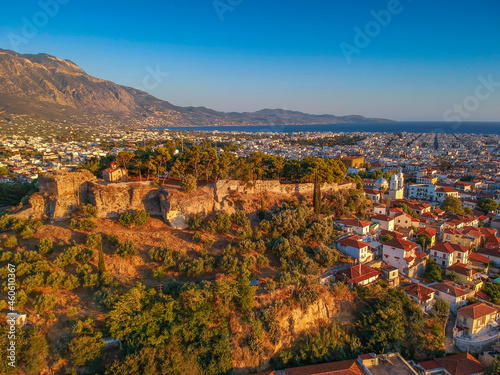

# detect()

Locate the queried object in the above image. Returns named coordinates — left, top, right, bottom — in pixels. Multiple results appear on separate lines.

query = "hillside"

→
left=0, top=49, right=393, bottom=128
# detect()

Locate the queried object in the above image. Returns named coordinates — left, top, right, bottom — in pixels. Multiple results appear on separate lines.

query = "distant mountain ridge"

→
left=0, top=48, right=394, bottom=127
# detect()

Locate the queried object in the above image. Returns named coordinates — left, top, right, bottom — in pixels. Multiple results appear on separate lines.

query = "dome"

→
left=375, top=178, right=388, bottom=188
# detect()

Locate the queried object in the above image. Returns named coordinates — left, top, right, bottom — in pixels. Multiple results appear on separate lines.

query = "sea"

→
left=156, top=122, right=500, bottom=135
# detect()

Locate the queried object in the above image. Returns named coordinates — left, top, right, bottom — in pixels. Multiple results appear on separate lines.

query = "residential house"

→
left=404, top=283, right=436, bottom=311
left=429, top=242, right=470, bottom=268
left=382, top=238, right=427, bottom=277
left=339, top=219, right=372, bottom=236
left=371, top=214, right=395, bottom=232
left=434, top=186, right=460, bottom=203
left=380, top=264, right=399, bottom=288
left=373, top=204, right=387, bottom=215
left=445, top=263, right=482, bottom=290
left=456, top=302, right=499, bottom=336
left=442, top=228, right=481, bottom=248
left=417, top=227, right=437, bottom=248
left=468, top=252, right=490, bottom=273
left=336, top=236, right=374, bottom=264
left=334, top=264, right=381, bottom=287
left=430, top=281, right=475, bottom=312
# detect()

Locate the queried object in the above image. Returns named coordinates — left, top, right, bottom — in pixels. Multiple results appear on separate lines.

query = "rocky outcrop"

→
left=89, top=181, right=161, bottom=218
left=14, top=171, right=355, bottom=225
left=159, top=187, right=215, bottom=229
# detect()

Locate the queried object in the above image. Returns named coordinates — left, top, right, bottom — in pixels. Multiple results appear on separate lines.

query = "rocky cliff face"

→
left=15, top=171, right=355, bottom=226
left=89, top=181, right=162, bottom=218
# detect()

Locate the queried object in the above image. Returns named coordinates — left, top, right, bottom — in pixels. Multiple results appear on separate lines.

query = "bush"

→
left=187, top=213, right=204, bottom=230
left=86, top=234, right=102, bottom=249
left=215, top=212, right=232, bottom=233
left=180, top=174, right=197, bottom=192
left=153, top=267, right=166, bottom=280
left=133, top=210, right=150, bottom=226
left=34, top=294, right=57, bottom=315
left=435, top=298, right=450, bottom=315
left=70, top=218, right=97, bottom=231
left=116, top=241, right=138, bottom=258
left=4, top=235, right=18, bottom=248
left=203, top=238, right=215, bottom=248
left=64, top=275, right=81, bottom=290
left=192, top=232, right=202, bottom=243
left=20, top=226, right=34, bottom=239
left=37, top=238, right=53, bottom=256
left=84, top=204, right=98, bottom=218
left=108, top=234, right=119, bottom=245
left=118, top=212, right=134, bottom=226
left=205, top=220, right=217, bottom=234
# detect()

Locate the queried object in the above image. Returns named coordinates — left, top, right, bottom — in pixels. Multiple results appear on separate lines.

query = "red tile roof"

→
left=446, top=263, right=476, bottom=277
left=430, top=281, right=471, bottom=298
left=337, top=236, right=371, bottom=250
left=429, top=353, right=486, bottom=375
left=404, top=283, right=435, bottom=303
left=468, top=251, right=490, bottom=264
left=285, top=359, right=366, bottom=375
left=457, top=302, right=498, bottom=320
left=335, top=264, right=381, bottom=285
left=383, top=238, right=418, bottom=251
left=430, top=242, right=469, bottom=254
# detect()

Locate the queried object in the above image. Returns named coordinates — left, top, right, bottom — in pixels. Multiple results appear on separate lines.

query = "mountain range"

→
left=0, top=48, right=393, bottom=127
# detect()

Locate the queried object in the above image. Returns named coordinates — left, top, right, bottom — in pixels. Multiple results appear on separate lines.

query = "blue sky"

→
left=1, top=0, right=499, bottom=121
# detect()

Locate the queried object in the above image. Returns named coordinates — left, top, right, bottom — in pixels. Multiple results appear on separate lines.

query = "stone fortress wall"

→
left=18, top=171, right=355, bottom=229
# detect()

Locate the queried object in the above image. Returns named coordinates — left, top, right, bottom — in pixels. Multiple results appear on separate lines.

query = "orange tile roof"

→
left=457, top=302, right=498, bottom=320
left=434, top=353, right=486, bottom=375
left=404, top=283, right=435, bottom=303
left=335, top=264, right=381, bottom=285
left=430, top=242, right=469, bottom=254
left=384, top=238, right=417, bottom=251
left=430, top=281, right=471, bottom=298
left=285, top=360, right=366, bottom=375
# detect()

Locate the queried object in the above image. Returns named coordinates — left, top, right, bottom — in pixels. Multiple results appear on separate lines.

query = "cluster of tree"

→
left=322, top=189, right=371, bottom=218
left=79, top=144, right=348, bottom=184
left=0, top=181, right=38, bottom=206
left=440, top=196, right=473, bottom=216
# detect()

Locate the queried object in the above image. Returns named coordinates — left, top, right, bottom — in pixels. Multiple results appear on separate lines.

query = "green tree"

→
left=69, top=334, right=103, bottom=367
left=434, top=298, right=450, bottom=315
left=477, top=198, right=499, bottom=214
left=424, top=258, right=443, bottom=282
left=181, top=174, right=197, bottom=192
left=441, top=196, right=465, bottom=215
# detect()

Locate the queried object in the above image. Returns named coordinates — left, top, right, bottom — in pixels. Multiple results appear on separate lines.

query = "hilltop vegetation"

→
left=0, top=190, right=446, bottom=374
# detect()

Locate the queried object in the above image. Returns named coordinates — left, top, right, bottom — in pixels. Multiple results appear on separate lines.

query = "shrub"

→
left=34, top=294, right=57, bottom=315
left=231, top=210, right=249, bottom=226
left=67, top=306, right=78, bottom=318
left=153, top=267, right=165, bottom=280
left=70, top=218, right=97, bottom=232
left=187, top=213, right=204, bottom=230
left=192, top=232, right=202, bottom=243
left=116, top=241, right=137, bottom=258
left=84, top=204, right=98, bottom=218
left=83, top=273, right=100, bottom=289
left=47, top=271, right=67, bottom=289
left=86, top=234, right=102, bottom=249
left=64, top=275, right=81, bottom=290
left=4, top=235, right=17, bottom=249
left=20, top=226, right=34, bottom=239
left=23, top=273, right=45, bottom=293
left=77, top=248, right=94, bottom=264
left=118, top=212, right=134, bottom=227
left=108, top=234, right=119, bottom=245
left=205, top=220, right=217, bottom=234
left=203, top=238, right=215, bottom=248
left=133, top=210, right=149, bottom=226
left=0, top=251, right=12, bottom=262
left=215, top=212, right=232, bottom=233
left=0, top=214, right=12, bottom=230
left=180, top=174, right=197, bottom=192
left=37, top=238, right=53, bottom=256
left=54, top=245, right=80, bottom=269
